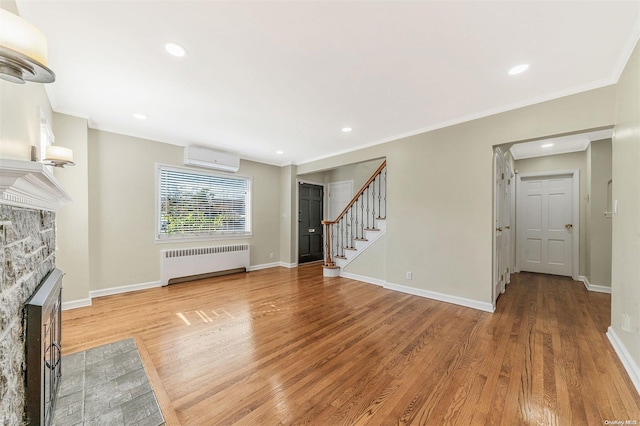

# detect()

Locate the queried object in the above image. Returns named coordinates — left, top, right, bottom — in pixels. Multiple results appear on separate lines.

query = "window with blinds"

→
left=157, top=165, right=251, bottom=240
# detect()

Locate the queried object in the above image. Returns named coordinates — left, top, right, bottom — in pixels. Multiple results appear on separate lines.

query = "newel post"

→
left=321, top=220, right=334, bottom=267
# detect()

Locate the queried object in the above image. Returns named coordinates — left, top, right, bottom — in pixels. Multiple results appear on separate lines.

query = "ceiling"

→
left=18, top=1, right=640, bottom=166
left=509, top=129, right=614, bottom=160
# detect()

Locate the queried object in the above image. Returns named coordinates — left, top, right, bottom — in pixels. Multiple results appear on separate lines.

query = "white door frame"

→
left=515, top=169, right=580, bottom=280
left=504, top=162, right=513, bottom=286
left=509, top=164, right=516, bottom=277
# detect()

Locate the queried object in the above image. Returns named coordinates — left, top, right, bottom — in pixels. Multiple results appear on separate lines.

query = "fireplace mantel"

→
left=0, top=159, right=72, bottom=211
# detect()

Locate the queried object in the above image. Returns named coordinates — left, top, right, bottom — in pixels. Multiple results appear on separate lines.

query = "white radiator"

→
left=160, top=244, right=250, bottom=286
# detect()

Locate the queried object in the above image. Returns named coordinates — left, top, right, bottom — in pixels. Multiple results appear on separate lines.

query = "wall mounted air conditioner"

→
left=183, top=145, right=240, bottom=173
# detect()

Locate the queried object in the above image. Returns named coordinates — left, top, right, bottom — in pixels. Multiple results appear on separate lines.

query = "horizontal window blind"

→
left=158, top=166, right=251, bottom=239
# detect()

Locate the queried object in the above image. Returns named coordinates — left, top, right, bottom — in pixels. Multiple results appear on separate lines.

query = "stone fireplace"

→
left=0, top=159, right=71, bottom=425
left=25, top=268, right=63, bottom=425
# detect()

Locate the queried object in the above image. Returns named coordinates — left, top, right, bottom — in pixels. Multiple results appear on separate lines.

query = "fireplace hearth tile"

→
left=85, top=339, right=137, bottom=365
left=57, top=367, right=84, bottom=398
left=53, top=338, right=164, bottom=426
left=57, top=352, right=84, bottom=399
left=52, top=391, right=83, bottom=426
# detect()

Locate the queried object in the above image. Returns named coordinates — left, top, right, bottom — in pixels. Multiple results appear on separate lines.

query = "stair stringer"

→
left=334, top=219, right=386, bottom=269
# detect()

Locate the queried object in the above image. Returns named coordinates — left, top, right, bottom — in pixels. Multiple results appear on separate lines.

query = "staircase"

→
left=322, top=161, right=387, bottom=277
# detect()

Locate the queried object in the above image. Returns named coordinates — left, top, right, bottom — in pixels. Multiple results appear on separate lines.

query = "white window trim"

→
left=155, top=163, right=253, bottom=243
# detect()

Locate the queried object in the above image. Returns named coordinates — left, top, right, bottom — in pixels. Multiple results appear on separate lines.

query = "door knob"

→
left=496, top=227, right=502, bottom=232
left=565, top=224, right=573, bottom=230
left=504, top=226, right=510, bottom=230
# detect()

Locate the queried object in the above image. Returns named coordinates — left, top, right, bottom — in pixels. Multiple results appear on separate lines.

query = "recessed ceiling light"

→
left=165, top=42, right=186, bottom=57
left=342, top=127, right=352, bottom=133
left=133, top=113, right=147, bottom=120
left=542, top=143, right=554, bottom=148
left=276, top=150, right=284, bottom=155
left=508, top=64, right=529, bottom=75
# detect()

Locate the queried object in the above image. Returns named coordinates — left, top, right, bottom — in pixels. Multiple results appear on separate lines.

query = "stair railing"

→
left=322, top=160, right=387, bottom=268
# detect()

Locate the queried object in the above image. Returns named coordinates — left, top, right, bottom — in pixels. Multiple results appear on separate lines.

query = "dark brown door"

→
left=298, top=183, right=324, bottom=264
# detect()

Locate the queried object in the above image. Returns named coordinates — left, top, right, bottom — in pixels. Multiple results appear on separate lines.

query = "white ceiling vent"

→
left=183, top=145, right=240, bottom=173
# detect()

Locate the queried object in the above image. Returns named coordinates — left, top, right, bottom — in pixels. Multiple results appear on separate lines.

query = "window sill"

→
left=155, top=233, right=253, bottom=244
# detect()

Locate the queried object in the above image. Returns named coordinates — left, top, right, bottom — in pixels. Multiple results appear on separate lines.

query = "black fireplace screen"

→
left=24, top=268, right=63, bottom=426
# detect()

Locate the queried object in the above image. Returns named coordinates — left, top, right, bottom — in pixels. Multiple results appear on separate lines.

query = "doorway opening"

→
left=298, top=182, right=324, bottom=264
left=492, top=128, right=614, bottom=306
left=516, top=170, right=579, bottom=279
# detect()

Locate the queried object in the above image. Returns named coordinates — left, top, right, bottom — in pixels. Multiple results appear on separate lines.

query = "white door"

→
left=328, top=181, right=353, bottom=221
left=493, top=149, right=507, bottom=302
left=518, top=176, right=573, bottom=276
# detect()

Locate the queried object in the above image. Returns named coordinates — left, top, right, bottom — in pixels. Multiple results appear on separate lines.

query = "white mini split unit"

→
left=183, top=145, right=240, bottom=173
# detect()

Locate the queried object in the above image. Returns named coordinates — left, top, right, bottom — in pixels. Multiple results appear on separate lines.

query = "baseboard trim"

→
left=89, top=281, right=162, bottom=299
left=248, top=262, right=280, bottom=271
left=607, top=326, right=640, bottom=397
left=340, top=271, right=385, bottom=286
left=579, top=276, right=612, bottom=294
left=579, top=275, right=590, bottom=291
left=61, top=298, right=92, bottom=311
left=384, top=282, right=495, bottom=313
left=249, top=262, right=299, bottom=271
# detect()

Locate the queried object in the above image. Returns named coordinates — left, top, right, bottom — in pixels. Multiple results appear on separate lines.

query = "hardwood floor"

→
left=61, top=265, right=640, bottom=425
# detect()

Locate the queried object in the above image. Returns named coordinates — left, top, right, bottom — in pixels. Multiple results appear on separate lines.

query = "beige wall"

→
left=88, top=129, right=282, bottom=290
left=324, top=158, right=384, bottom=191
left=0, top=0, right=16, bottom=13
left=52, top=113, right=90, bottom=302
left=611, top=40, right=640, bottom=370
left=514, top=150, right=588, bottom=277
left=298, top=171, right=326, bottom=185
left=589, top=138, right=612, bottom=287
left=298, top=86, right=616, bottom=306
left=343, top=234, right=386, bottom=280
left=279, top=165, right=297, bottom=265
left=0, top=81, right=52, bottom=161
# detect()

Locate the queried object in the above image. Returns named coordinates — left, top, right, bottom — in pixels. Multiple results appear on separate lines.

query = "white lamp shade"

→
left=0, top=9, right=48, bottom=66
left=45, top=146, right=73, bottom=164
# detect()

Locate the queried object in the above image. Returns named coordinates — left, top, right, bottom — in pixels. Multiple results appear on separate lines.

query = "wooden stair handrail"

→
left=322, top=159, right=386, bottom=268
left=325, top=160, right=386, bottom=225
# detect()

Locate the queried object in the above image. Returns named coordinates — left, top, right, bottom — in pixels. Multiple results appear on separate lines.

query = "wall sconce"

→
left=0, top=8, right=55, bottom=84
left=44, top=146, right=74, bottom=167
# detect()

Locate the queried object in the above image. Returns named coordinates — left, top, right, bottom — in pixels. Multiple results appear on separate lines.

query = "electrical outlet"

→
left=269, top=252, right=274, bottom=259
left=406, top=271, right=412, bottom=280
